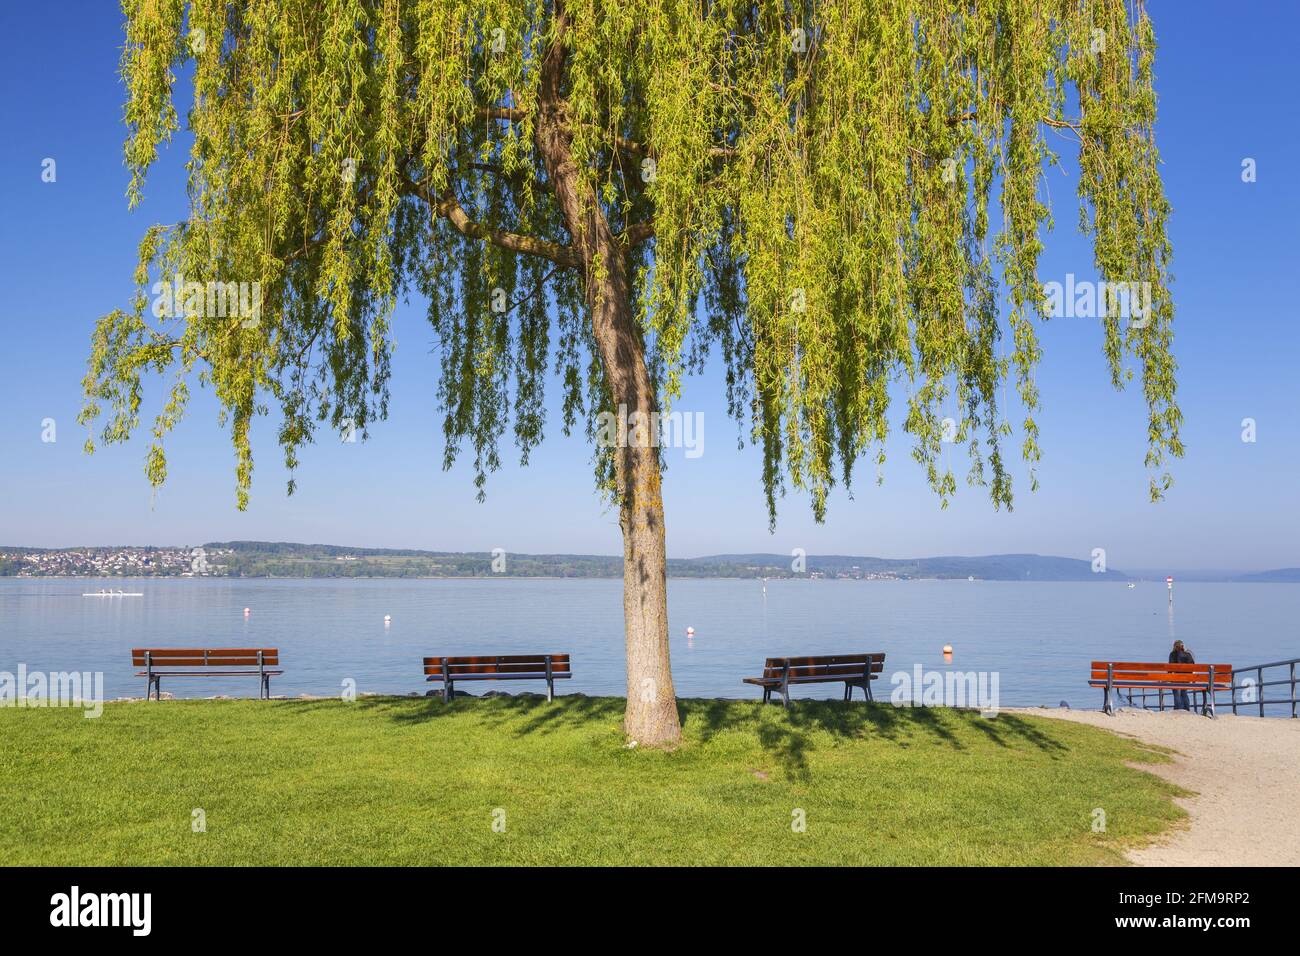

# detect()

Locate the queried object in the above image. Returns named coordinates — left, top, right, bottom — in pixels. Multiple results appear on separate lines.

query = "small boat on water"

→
left=1127, top=583, right=1137, bottom=589
left=82, top=589, right=144, bottom=598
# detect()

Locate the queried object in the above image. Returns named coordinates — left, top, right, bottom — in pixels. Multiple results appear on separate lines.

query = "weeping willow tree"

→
left=84, top=0, right=1180, bottom=746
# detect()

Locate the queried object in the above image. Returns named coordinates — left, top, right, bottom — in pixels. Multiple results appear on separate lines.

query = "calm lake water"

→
left=2, top=577, right=1297, bottom=708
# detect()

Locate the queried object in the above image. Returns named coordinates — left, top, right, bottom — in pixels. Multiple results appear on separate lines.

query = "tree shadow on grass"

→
left=303, top=693, right=627, bottom=738
left=683, top=698, right=1071, bottom=782
left=273, top=695, right=1072, bottom=782
left=967, top=712, right=1071, bottom=753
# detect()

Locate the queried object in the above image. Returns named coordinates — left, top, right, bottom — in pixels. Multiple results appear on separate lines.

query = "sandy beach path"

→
left=1016, top=708, right=1300, bottom=866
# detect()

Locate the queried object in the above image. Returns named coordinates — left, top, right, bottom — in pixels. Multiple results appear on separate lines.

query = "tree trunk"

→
left=535, top=9, right=682, bottom=747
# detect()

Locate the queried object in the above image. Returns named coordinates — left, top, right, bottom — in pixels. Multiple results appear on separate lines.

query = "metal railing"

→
left=1123, top=657, right=1299, bottom=718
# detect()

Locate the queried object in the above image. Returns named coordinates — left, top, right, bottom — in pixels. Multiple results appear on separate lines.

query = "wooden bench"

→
left=423, top=654, right=571, bottom=702
left=743, top=653, right=886, bottom=706
left=132, top=648, right=282, bottom=700
left=1090, top=660, right=1233, bottom=718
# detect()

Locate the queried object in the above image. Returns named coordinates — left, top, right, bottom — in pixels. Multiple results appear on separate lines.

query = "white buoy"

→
left=686, top=626, right=695, bottom=637
left=942, top=644, right=953, bottom=655
left=384, top=615, right=392, bottom=625
left=243, top=607, right=251, bottom=616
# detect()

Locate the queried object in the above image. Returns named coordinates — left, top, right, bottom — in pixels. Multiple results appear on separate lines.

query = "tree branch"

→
left=476, top=106, right=736, bottom=162
left=437, top=190, right=578, bottom=267
left=613, top=134, right=735, bottom=161
left=468, top=162, right=553, bottom=194
left=947, top=106, right=1084, bottom=134
left=619, top=221, right=655, bottom=246
left=476, top=106, right=527, bottom=123
left=404, top=175, right=579, bottom=268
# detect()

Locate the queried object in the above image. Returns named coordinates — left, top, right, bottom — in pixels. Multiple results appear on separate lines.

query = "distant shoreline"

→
left=7, top=574, right=1297, bottom=585
left=4, top=542, right=1297, bottom=582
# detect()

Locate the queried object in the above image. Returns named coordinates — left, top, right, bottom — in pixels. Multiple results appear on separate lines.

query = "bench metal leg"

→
left=547, top=678, right=554, bottom=703
left=444, top=680, right=453, bottom=704
left=761, top=687, right=771, bottom=705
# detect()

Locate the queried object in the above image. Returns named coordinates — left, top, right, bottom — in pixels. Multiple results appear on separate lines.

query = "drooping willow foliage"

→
left=84, top=0, right=1181, bottom=523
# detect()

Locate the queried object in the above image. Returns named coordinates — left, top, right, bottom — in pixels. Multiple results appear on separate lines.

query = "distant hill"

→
left=1233, top=568, right=1300, bottom=583
left=20, top=541, right=1300, bottom=581
left=0, top=542, right=1130, bottom=580
left=692, top=552, right=1127, bottom=581
left=203, top=544, right=1126, bottom=580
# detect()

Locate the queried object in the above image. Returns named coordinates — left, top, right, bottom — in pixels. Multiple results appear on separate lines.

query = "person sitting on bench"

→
left=1169, top=640, right=1195, bottom=710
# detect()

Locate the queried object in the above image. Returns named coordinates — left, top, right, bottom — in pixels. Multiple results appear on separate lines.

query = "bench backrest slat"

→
left=132, top=648, right=279, bottom=667
left=761, top=653, right=884, bottom=680
left=1090, top=661, right=1232, bottom=687
left=422, top=655, right=570, bottom=676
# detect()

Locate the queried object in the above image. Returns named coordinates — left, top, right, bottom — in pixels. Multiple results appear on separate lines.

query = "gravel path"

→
left=1018, top=708, right=1300, bottom=866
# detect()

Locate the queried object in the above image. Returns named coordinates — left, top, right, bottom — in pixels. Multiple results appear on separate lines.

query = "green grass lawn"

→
left=0, top=696, right=1184, bottom=865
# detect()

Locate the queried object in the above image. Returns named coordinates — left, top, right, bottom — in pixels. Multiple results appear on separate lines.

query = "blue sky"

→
left=1, top=2, right=1298, bottom=571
